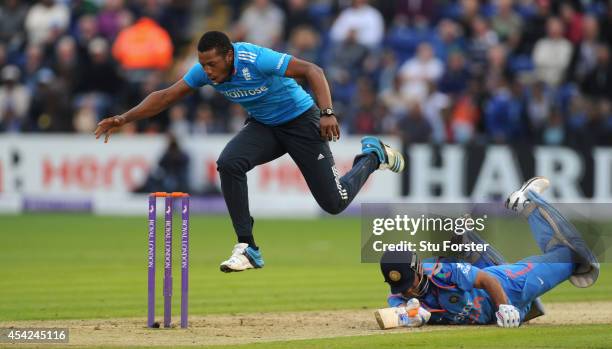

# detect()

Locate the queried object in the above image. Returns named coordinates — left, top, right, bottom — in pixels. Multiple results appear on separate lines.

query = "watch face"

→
left=322, top=108, right=334, bottom=115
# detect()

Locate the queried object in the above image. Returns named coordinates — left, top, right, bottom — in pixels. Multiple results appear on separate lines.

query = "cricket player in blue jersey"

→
left=95, top=31, right=405, bottom=273
left=379, top=177, right=599, bottom=328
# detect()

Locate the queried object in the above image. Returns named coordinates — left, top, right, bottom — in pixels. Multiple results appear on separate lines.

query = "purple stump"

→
left=147, top=195, right=157, bottom=328
left=163, top=196, right=173, bottom=328
left=180, top=195, right=190, bottom=328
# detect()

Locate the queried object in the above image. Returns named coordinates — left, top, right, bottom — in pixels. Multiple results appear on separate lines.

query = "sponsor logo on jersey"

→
left=221, top=85, right=268, bottom=99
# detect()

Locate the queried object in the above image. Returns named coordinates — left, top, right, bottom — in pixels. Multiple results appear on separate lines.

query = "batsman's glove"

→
left=496, top=304, right=520, bottom=328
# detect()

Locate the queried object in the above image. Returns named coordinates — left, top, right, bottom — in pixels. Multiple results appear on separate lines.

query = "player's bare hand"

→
left=94, top=115, right=126, bottom=143
left=320, top=115, right=340, bottom=142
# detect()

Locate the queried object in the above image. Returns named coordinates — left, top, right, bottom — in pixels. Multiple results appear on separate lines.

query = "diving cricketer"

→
left=377, top=177, right=599, bottom=328
left=94, top=31, right=404, bottom=273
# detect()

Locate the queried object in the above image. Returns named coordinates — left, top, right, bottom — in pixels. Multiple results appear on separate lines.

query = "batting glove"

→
left=496, top=304, right=520, bottom=328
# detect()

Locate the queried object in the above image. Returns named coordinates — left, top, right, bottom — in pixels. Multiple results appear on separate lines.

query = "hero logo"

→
left=221, top=85, right=268, bottom=99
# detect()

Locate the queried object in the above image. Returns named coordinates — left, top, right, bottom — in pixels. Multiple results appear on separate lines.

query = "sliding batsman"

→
left=376, top=177, right=600, bottom=329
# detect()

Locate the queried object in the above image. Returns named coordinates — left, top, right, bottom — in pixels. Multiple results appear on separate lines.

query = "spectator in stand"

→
left=393, top=0, right=439, bottom=23
left=569, top=15, right=601, bottom=84
left=330, top=0, right=384, bottom=49
left=77, top=38, right=122, bottom=97
left=431, top=19, right=465, bottom=62
left=397, top=100, right=432, bottom=144
left=134, top=133, right=191, bottom=194
left=283, top=0, right=316, bottom=41
left=560, top=2, right=583, bottom=45
left=485, top=78, right=525, bottom=143
left=73, top=95, right=98, bottom=133
left=97, top=0, right=126, bottom=40
left=27, top=68, right=72, bottom=132
left=456, top=0, right=480, bottom=38
left=438, top=51, right=470, bottom=95
left=112, top=16, right=173, bottom=83
left=517, top=0, right=551, bottom=54
left=0, top=43, right=6, bottom=67
left=601, top=2, right=612, bottom=51
left=379, top=75, right=408, bottom=116
left=467, top=16, right=499, bottom=76
left=484, top=44, right=512, bottom=92
left=25, top=0, right=70, bottom=46
left=423, top=82, right=451, bottom=144
left=23, top=45, right=45, bottom=90
left=328, top=29, right=369, bottom=77
left=581, top=44, right=612, bottom=100
left=541, top=107, right=564, bottom=145
left=350, top=77, right=380, bottom=134
left=0, top=0, right=28, bottom=51
left=377, top=49, right=398, bottom=92
left=53, top=36, right=80, bottom=94
left=491, top=0, right=523, bottom=42
left=532, top=17, right=572, bottom=87
left=399, top=42, right=444, bottom=101
left=76, top=38, right=123, bottom=120
left=168, top=103, right=190, bottom=138
left=234, top=0, right=285, bottom=48
left=287, top=26, right=320, bottom=66
left=525, top=81, right=550, bottom=139
left=0, top=65, right=30, bottom=132
left=75, top=15, right=99, bottom=63
left=192, top=104, right=222, bottom=135
left=449, top=79, right=481, bottom=144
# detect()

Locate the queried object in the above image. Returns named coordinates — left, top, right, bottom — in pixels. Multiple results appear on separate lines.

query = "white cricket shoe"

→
left=219, top=243, right=264, bottom=273
left=505, top=176, right=550, bottom=213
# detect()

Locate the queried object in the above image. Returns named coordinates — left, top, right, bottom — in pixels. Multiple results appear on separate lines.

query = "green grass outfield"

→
left=0, top=214, right=610, bottom=348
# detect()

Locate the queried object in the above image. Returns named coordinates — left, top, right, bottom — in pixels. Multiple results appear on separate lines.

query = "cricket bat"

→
left=374, top=299, right=426, bottom=329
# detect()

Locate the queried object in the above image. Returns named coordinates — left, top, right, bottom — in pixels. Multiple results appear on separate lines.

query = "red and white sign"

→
left=0, top=135, right=402, bottom=214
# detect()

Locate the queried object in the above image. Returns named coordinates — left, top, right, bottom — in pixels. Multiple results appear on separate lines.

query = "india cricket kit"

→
left=387, top=197, right=578, bottom=325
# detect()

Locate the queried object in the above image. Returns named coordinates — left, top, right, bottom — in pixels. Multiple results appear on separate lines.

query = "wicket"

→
left=147, top=192, right=190, bottom=328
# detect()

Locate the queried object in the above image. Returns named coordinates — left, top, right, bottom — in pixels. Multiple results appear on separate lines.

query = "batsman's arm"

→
left=473, top=270, right=508, bottom=308
left=95, top=79, right=193, bottom=143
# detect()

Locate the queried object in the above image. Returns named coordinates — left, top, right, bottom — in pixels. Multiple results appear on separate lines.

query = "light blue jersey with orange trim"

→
left=183, top=42, right=314, bottom=126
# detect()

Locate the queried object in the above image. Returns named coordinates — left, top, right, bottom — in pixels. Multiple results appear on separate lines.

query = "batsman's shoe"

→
left=361, top=136, right=405, bottom=173
left=219, top=243, right=264, bottom=273
left=505, top=176, right=550, bottom=214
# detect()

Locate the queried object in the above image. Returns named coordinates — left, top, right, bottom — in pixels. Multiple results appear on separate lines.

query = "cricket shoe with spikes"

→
left=361, top=136, right=405, bottom=173
left=505, top=176, right=550, bottom=214
left=219, top=243, right=264, bottom=273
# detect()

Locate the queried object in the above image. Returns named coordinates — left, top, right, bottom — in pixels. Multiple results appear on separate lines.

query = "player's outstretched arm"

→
left=474, top=271, right=520, bottom=328
left=94, top=79, right=193, bottom=143
left=284, top=57, right=340, bottom=142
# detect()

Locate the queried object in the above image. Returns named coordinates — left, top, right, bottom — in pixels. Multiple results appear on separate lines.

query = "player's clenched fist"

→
left=94, top=115, right=127, bottom=143
left=496, top=304, right=520, bottom=328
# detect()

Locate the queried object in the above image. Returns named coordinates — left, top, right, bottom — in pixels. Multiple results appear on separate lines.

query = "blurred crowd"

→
left=1, top=0, right=611, bottom=147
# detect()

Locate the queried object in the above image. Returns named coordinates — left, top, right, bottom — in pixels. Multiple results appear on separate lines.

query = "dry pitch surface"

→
left=0, top=301, right=611, bottom=347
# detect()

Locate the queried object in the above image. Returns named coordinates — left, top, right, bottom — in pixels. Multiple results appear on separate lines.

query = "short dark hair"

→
left=197, top=31, right=233, bottom=55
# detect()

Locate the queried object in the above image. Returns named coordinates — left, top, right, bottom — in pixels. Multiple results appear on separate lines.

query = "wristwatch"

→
left=320, top=108, right=335, bottom=117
